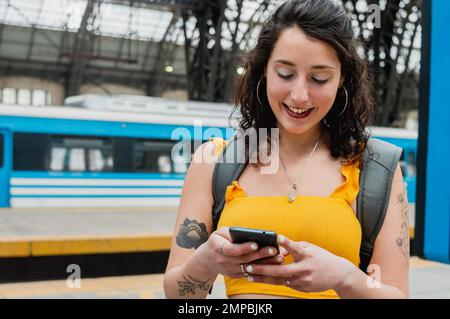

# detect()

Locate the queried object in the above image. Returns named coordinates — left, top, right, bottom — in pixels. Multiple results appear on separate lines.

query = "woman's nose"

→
left=289, top=79, right=309, bottom=105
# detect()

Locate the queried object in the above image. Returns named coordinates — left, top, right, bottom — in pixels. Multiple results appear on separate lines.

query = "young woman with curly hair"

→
left=164, top=0, right=409, bottom=299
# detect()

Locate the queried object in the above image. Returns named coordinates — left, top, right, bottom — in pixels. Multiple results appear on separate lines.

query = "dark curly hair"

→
left=232, top=0, right=374, bottom=167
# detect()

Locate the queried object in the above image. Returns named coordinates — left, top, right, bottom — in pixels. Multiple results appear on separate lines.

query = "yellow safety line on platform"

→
left=0, top=234, right=172, bottom=257
left=0, top=241, right=30, bottom=258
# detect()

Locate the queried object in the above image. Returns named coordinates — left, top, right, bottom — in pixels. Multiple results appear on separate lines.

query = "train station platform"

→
left=0, top=207, right=177, bottom=282
left=0, top=206, right=415, bottom=258
left=0, top=207, right=176, bottom=258
left=0, top=206, right=418, bottom=286
left=0, top=257, right=449, bottom=298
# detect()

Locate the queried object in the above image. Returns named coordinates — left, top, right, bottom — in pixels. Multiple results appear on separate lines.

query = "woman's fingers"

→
left=215, top=226, right=231, bottom=240
left=277, top=235, right=308, bottom=259
left=253, top=254, right=285, bottom=265
left=278, top=246, right=289, bottom=257
left=237, top=246, right=280, bottom=264
left=246, top=274, right=289, bottom=286
left=212, top=228, right=259, bottom=257
left=217, top=239, right=259, bottom=257
left=243, top=262, right=299, bottom=278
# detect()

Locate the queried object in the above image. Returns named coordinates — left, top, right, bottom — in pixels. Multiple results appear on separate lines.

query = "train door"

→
left=0, top=128, right=11, bottom=207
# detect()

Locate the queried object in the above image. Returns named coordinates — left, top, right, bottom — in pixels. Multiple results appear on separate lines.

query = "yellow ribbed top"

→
left=211, top=137, right=362, bottom=299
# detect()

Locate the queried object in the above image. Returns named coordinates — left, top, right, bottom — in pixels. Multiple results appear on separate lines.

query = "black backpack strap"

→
left=357, top=138, right=403, bottom=273
left=212, top=136, right=248, bottom=229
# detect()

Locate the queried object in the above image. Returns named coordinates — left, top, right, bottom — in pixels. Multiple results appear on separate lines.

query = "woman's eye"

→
left=277, top=72, right=293, bottom=80
left=312, top=77, right=329, bottom=84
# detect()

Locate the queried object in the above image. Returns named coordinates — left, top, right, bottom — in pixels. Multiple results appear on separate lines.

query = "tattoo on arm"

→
left=396, top=191, right=410, bottom=261
left=176, top=218, right=209, bottom=249
left=177, top=275, right=211, bottom=296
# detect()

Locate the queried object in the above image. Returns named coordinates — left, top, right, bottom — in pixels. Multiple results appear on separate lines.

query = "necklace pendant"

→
left=288, top=185, right=297, bottom=203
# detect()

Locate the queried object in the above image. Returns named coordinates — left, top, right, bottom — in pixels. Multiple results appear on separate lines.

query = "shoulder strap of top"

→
left=209, top=137, right=227, bottom=158
left=211, top=135, right=248, bottom=229
left=357, top=137, right=403, bottom=273
left=329, top=163, right=360, bottom=205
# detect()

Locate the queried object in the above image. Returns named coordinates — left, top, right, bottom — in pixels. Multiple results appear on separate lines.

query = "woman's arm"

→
left=163, top=141, right=219, bottom=299
left=336, top=163, right=410, bottom=298
left=164, top=141, right=275, bottom=298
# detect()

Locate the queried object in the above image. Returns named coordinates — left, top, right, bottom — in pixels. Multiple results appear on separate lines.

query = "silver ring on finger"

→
left=240, top=264, right=249, bottom=277
left=285, top=276, right=292, bottom=285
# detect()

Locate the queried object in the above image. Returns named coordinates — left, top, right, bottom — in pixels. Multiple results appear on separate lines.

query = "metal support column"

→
left=415, top=0, right=450, bottom=264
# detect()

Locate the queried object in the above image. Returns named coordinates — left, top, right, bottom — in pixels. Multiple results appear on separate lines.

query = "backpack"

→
left=211, top=136, right=402, bottom=274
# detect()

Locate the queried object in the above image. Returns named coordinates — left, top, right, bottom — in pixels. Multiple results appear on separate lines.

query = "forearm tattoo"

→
left=396, top=191, right=410, bottom=261
left=176, top=218, right=209, bottom=249
left=177, top=275, right=211, bottom=296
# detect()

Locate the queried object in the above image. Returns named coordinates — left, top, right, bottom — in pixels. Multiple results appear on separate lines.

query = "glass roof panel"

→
left=2, top=0, right=86, bottom=31
left=0, top=0, right=173, bottom=41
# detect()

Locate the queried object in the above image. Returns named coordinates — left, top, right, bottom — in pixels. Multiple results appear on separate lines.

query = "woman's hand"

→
left=196, top=227, right=288, bottom=279
left=242, top=235, right=357, bottom=293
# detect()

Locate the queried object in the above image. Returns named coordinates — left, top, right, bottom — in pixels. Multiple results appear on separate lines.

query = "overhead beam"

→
left=66, top=0, right=98, bottom=97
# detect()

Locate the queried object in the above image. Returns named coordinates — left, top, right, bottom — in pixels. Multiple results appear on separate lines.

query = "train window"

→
left=112, top=138, right=133, bottom=172
left=49, top=147, right=67, bottom=171
left=13, top=133, right=49, bottom=171
left=91, top=149, right=105, bottom=171
left=134, top=139, right=175, bottom=173
left=69, top=148, right=86, bottom=171
left=171, top=140, right=194, bottom=174
left=158, top=155, right=172, bottom=173
left=0, top=135, right=3, bottom=168
left=49, top=136, right=113, bottom=172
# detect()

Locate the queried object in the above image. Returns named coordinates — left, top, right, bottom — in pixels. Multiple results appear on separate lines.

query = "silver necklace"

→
left=275, top=132, right=322, bottom=203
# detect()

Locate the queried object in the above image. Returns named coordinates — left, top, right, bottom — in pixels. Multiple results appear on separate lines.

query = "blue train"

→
left=0, top=95, right=234, bottom=208
left=0, top=95, right=417, bottom=213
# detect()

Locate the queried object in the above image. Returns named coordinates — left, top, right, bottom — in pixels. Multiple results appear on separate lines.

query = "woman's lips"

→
left=282, top=103, right=315, bottom=119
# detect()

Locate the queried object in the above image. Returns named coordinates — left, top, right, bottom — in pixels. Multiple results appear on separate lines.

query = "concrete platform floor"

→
left=0, top=207, right=178, bottom=238
left=0, top=257, right=449, bottom=299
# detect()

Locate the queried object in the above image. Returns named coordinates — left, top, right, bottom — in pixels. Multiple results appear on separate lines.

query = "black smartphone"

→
left=229, top=226, right=279, bottom=253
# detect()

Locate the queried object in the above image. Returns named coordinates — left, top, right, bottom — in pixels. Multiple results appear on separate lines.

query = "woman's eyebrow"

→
left=311, top=64, right=335, bottom=70
left=274, top=59, right=295, bottom=66
left=273, top=59, right=335, bottom=70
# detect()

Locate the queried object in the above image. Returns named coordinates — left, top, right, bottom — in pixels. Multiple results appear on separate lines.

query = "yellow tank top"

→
left=210, top=137, right=362, bottom=299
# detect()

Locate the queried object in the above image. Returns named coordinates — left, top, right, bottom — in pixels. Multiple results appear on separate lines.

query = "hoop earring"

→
left=256, top=78, right=264, bottom=106
left=338, top=87, right=348, bottom=116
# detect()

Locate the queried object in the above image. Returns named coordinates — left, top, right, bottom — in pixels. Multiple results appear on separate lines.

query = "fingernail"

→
left=251, top=243, right=258, bottom=251
left=277, top=256, right=284, bottom=263
left=278, top=235, right=285, bottom=243
left=247, top=276, right=254, bottom=282
left=246, top=265, right=253, bottom=273
left=268, top=248, right=274, bottom=255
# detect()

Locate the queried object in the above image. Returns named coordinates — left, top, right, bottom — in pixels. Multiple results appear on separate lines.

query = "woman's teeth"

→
left=285, top=104, right=311, bottom=114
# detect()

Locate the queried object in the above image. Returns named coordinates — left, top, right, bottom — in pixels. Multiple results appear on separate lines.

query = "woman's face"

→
left=265, top=26, right=343, bottom=135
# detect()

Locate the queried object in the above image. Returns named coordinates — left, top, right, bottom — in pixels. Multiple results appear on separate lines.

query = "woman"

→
left=164, top=0, right=409, bottom=299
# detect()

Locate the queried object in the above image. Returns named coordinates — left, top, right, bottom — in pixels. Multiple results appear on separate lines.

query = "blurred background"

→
left=0, top=0, right=448, bottom=299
